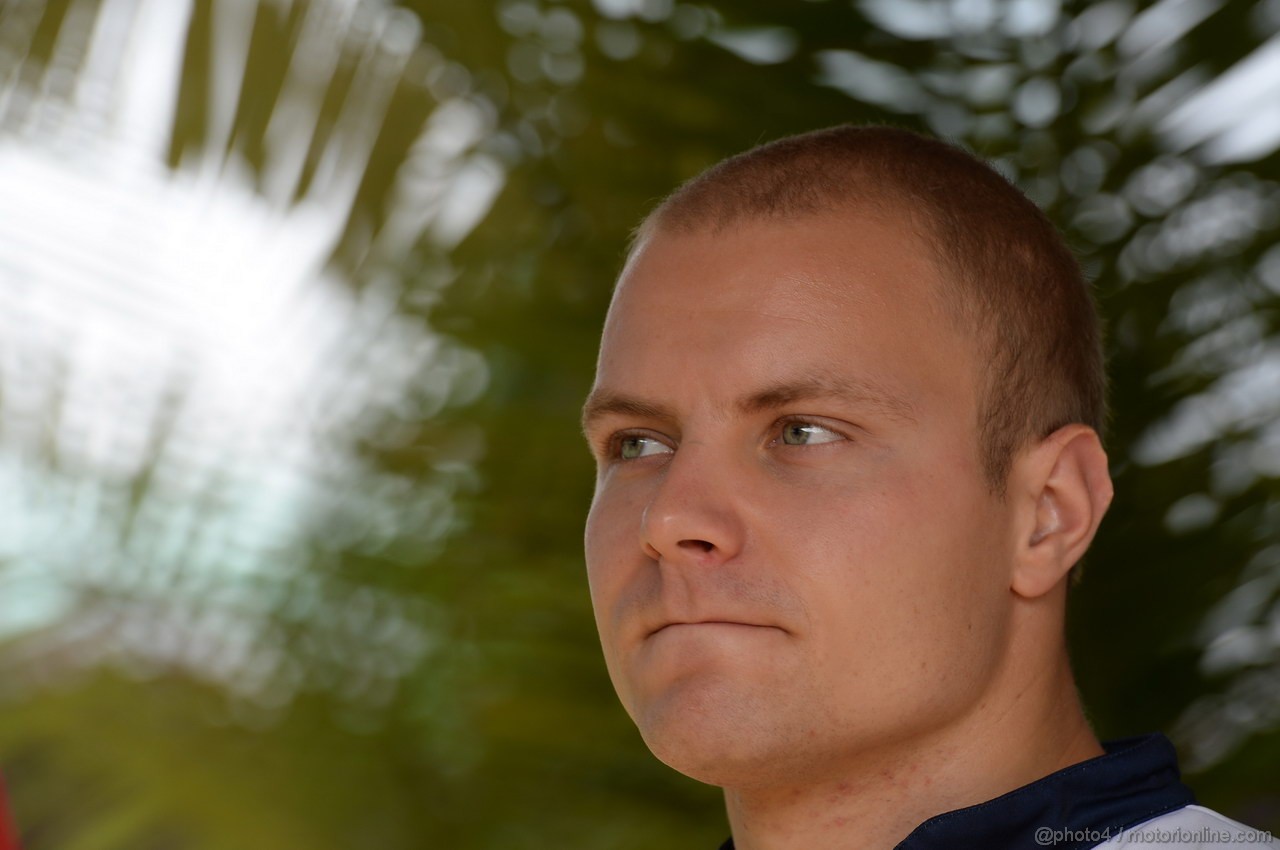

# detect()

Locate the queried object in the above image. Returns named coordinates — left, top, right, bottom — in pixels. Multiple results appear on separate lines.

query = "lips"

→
left=647, top=620, right=779, bottom=638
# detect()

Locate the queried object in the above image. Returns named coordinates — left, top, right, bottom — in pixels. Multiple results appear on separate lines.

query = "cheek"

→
left=584, top=489, right=621, bottom=601
left=585, top=475, right=678, bottom=721
left=774, top=454, right=1009, bottom=703
left=584, top=477, right=651, bottom=623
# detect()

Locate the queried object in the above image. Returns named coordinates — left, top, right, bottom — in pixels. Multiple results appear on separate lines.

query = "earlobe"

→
left=1011, top=425, right=1114, bottom=599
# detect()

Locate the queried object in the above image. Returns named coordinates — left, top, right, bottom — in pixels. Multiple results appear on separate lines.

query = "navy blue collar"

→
left=718, top=733, right=1195, bottom=850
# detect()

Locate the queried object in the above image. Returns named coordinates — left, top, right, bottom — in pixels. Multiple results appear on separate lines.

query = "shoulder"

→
left=1096, top=804, right=1279, bottom=849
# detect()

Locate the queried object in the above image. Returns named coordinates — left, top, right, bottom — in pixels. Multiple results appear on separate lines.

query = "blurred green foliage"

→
left=0, top=0, right=1278, bottom=847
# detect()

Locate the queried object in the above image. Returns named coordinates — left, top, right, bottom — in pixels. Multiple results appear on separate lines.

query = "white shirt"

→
left=1096, top=804, right=1279, bottom=849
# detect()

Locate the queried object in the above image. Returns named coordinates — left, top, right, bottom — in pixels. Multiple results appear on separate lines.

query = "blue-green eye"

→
left=780, top=422, right=843, bottom=446
left=618, top=435, right=672, bottom=460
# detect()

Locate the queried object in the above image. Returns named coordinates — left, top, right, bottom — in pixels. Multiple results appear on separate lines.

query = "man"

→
left=579, top=126, right=1277, bottom=849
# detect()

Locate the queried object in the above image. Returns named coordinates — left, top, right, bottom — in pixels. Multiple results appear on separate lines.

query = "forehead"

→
left=617, top=207, right=944, bottom=312
left=612, top=212, right=955, bottom=351
left=591, top=213, right=982, bottom=439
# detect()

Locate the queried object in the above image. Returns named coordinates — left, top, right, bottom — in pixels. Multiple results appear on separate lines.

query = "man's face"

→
left=582, top=212, right=1019, bottom=788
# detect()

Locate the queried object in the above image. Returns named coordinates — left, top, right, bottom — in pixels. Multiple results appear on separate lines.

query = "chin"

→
left=643, top=725, right=771, bottom=787
left=631, top=681, right=811, bottom=788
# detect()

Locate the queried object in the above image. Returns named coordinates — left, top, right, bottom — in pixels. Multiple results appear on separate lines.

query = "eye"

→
left=616, top=434, right=673, bottom=460
left=778, top=420, right=845, bottom=446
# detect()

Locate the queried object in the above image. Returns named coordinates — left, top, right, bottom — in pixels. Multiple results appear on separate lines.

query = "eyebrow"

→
left=741, top=375, right=918, bottom=422
left=580, top=392, right=675, bottom=433
left=580, top=373, right=918, bottom=435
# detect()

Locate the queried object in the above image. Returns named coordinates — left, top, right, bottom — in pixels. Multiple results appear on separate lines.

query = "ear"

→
left=1009, top=424, right=1114, bottom=599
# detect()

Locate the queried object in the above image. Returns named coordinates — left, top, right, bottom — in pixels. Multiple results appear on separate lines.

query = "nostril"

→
left=679, top=539, right=715, bottom=554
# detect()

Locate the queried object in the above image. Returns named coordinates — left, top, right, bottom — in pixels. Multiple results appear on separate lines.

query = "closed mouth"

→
left=648, top=620, right=776, bottom=637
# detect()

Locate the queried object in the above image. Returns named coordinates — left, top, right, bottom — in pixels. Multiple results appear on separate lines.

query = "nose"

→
left=639, top=443, right=745, bottom=567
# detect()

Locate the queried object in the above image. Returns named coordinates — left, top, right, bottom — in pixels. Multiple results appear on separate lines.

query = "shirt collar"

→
left=718, top=733, right=1196, bottom=850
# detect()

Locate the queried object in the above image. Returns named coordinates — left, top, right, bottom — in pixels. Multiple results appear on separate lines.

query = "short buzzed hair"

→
left=631, top=125, right=1108, bottom=496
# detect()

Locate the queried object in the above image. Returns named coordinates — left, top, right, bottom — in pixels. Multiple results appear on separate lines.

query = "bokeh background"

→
left=0, top=0, right=1278, bottom=847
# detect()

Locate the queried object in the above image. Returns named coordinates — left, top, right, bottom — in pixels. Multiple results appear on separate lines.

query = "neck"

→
left=722, top=632, right=1101, bottom=850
